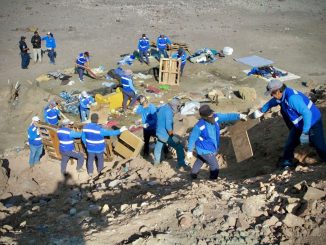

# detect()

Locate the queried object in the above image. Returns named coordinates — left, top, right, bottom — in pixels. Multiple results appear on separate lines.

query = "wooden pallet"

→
left=114, top=131, right=144, bottom=159
left=37, top=122, right=114, bottom=161
left=229, top=119, right=260, bottom=163
left=159, top=58, right=180, bottom=86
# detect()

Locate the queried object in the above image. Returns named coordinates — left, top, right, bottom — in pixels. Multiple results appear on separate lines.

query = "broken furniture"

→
left=114, top=131, right=144, bottom=159
left=159, top=58, right=181, bottom=86
left=37, top=122, right=114, bottom=161
left=228, top=119, right=260, bottom=163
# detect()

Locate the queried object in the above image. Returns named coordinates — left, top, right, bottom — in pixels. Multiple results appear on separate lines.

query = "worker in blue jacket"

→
left=254, top=80, right=326, bottom=168
left=76, top=52, right=90, bottom=82
left=154, top=98, right=189, bottom=169
left=79, top=91, right=95, bottom=122
left=27, top=116, right=43, bottom=167
left=44, top=100, right=60, bottom=125
left=172, top=48, right=187, bottom=76
left=121, top=69, right=137, bottom=112
left=82, top=113, right=128, bottom=177
left=135, top=95, right=157, bottom=156
left=138, top=34, right=150, bottom=65
left=57, top=119, right=84, bottom=175
left=42, top=32, right=56, bottom=64
left=187, top=105, right=247, bottom=180
left=156, top=34, right=172, bottom=60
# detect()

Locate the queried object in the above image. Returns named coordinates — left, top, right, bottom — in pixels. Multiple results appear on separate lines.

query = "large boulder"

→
left=241, top=195, right=266, bottom=217
left=237, top=87, right=257, bottom=101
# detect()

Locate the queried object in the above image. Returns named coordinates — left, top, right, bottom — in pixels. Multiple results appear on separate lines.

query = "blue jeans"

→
left=80, top=109, right=90, bottom=122
left=87, top=152, right=104, bottom=175
left=192, top=153, right=219, bottom=174
left=283, top=118, right=326, bottom=163
left=48, top=49, right=55, bottom=64
left=139, top=50, right=149, bottom=64
left=60, top=150, right=84, bottom=174
left=77, top=67, right=85, bottom=80
left=154, top=136, right=185, bottom=166
left=29, top=144, right=43, bottom=166
left=122, top=90, right=137, bottom=110
left=21, top=53, right=30, bottom=68
left=158, top=49, right=169, bottom=59
left=180, top=62, right=186, bottom=76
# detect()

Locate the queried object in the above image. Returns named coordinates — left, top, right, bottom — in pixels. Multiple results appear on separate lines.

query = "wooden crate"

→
left=37, top=122, right=114, bottom=161
left=114, top=131, right=144, bottom=159
left=159, top=58, right=180, bottom=86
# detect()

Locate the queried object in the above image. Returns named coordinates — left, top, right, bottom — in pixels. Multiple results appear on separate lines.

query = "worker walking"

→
left=31, top=31, right=42, bottom=63
left=156, top=34, right=172, bottom=60
left=42, top=32, right=56, bottom=64
left=154, top=98, right=189, bottom=169
left=19, top=36, right=30, bottom=69
left=172, top=48, right=187, bottom=76
left=57, top=119, right=84, bottom=175
left=82, top=113, right=128, bottom=177
left=79, top=91, right=95, bottom=122
left=135, top=95, right=157, bottom=156
left=138, top=34, right=150, bottom=65
left=254, top=80, right=326, bottom=168
left=121, top=69, right=138, bottom=112
left=27, top=116, right=43, bottom=167
left=187, top=105, right=247, bottom=180
left=76, top=51, right=90, bottom=82
left=44, top=100, right=60, bottom=126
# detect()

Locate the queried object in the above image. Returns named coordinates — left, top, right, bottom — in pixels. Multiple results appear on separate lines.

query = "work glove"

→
left=120, top=126, right=128, bottom=133
left=186, top=151, right=193, bottom=160
left=142, top=123, right=149, bottom=129
left=172, top=135, right=180, bottom=143
left=239, top=114, right=247, bottom=121
left=300, top=133, right=309, bottom=145
left=253, top=109, right=264, bottom=119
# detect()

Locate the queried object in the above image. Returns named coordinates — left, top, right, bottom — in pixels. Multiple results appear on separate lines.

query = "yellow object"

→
left=95, top=87, right=128, bottom=110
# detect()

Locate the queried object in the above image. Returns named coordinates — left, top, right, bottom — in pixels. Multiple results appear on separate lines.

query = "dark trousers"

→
left=60, top=150, right=84, bottom=174
left=143, top=128, right=156, bottom=156
left=122, top=90, right=137, bottom=110
left=158, top=49, right=169, bottom=59
left=21, top=53, right=30, bottom=68
left=180, top=63, right=186, bottom=76
left=48, top=49, right=55, bottom=64
left=87, top=152, right=104, bottom=174
left=139, top=50, right=149, bottom=64
left=283, top=118, right=326, bottom=162
left=192, top=153, right=219, bottom=173
left=77, top=67, right=85, bottom=80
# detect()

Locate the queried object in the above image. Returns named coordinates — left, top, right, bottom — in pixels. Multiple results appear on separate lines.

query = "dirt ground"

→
left=0, top=0, right=326, bottom=244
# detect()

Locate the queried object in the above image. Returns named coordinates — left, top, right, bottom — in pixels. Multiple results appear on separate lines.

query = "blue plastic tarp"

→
left=236, top=55, right=274, bottom=68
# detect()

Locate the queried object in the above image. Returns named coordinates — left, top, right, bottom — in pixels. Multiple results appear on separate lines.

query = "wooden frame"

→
left=159, top=58, right=180, bottom=86
left=114, top=131, right=144, bottom=159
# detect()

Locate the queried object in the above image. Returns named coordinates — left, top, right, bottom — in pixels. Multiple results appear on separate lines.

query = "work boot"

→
left=190, top=173, right=198, bottom=179
left=280, top=160, right=295, bottom=170
left=209, top=169, right=219, bottom=180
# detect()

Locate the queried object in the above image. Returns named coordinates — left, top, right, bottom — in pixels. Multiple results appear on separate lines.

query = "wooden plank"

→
left=114, top=143, right=134, bottom=159
left=229, top=119, right=260, bottom=135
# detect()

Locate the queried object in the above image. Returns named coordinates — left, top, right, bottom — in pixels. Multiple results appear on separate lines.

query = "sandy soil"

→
left=0, top=0, right=326, bottom=244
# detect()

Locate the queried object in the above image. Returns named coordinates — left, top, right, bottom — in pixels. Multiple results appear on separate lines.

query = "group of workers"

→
left=19, top=31, right=57, bottom=69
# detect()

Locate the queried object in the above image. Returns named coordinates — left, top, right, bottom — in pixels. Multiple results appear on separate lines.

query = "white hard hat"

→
left=32, top=116, right=40, bottom=122
left=81, top=91, right=88, bottom=97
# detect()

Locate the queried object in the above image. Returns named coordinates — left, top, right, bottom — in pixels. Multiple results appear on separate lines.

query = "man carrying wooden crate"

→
left=172, top=48, right=187, bottom=76
left=82, top=113, right=128, bottom=177
left=186, top=105, right=247, bottom=180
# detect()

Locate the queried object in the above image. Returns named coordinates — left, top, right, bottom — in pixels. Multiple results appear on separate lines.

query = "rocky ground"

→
left=1, top=0, right=326, bottom=244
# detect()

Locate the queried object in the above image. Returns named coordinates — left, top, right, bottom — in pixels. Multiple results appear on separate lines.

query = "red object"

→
left=106, top=121, right=119, bottom=127
left=146, top=86, right=160, bottom=94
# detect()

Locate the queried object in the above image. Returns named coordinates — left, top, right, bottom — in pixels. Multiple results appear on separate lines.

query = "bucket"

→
left=223, top=47, right=233, bottom=56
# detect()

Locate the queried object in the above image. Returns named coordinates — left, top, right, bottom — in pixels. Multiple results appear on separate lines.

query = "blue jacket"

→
left=44, top=107, right=60, bottom=125
left=28, top=124, right=43, bottom=146
left=156, top=36, right=172, bottom=50
left=79, top=96, right=94, bottom=111
left=172, top=51, right=187, bottom=65
left=138, top=38, right=150, bottom=51
left=42, top=36, right=56, bottom=49
left=136, top=104, right=157, bottom=130
left=82, top=123, right=121, bottom=153
left=261, top=87, right=321, bottom=133
left=188, top=113, right=240, bottom=155
left=76, top=53, right=89, bottom=66
left=156, top=104, right=174, bottom=142
left=121, top=75, right=136, bottom=93
left=57, top=127, right=82, bottom=152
